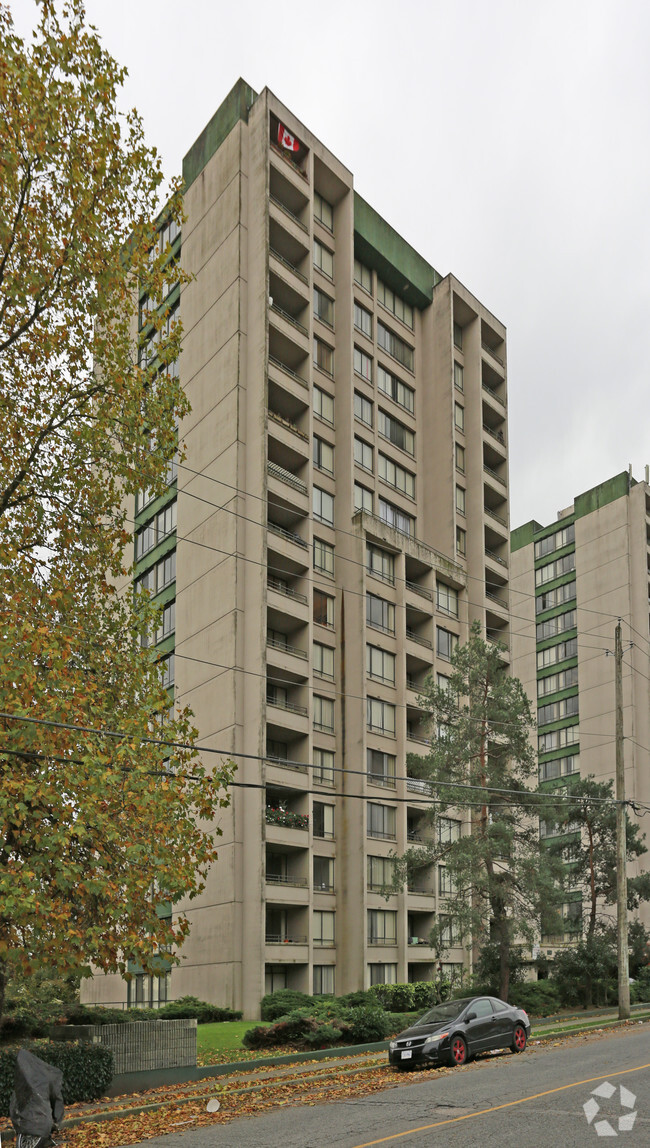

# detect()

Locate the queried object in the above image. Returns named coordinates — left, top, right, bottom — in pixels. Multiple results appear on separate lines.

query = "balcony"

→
left=267, top=633, right=308, bottom=661
left=268, top=408, right=309, bottom=444
left=269, top=217, right=310, bottom=286
left=482, top=423, right=506, bottom=451
left=267, top=520, right=308, bottom=550
left=483, top=462, right=507, bottom=489
left=405, top=580, right=433, bottom=601
left=266, top=694, right=308, bottom=717
left=484, top=505, right=507, bottom=529
left=406, top=628, right=433, bottom=650
left=267, top=459, right=308, bottom=496
left=265, top=872, right=308, bottom=889
left=267, top=575, right=308, bottom=606
left=265, top=933, right=308, bottom=945
left=485, top=547, right=508, bottom=570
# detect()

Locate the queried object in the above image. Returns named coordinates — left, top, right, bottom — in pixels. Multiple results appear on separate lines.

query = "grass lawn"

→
left=198, top=1019, right=267, bottom=1055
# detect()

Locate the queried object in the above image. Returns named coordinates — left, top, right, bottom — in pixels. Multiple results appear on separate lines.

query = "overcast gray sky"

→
left=13, top=0, right=650, bottom=528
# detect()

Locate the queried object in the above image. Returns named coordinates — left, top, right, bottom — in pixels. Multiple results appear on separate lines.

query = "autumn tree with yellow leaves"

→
left=0, top=0, right=233, bottom=1017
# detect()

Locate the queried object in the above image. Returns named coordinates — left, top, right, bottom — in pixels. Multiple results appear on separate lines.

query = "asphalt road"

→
left=120, top=1027, right=650, bottom=1148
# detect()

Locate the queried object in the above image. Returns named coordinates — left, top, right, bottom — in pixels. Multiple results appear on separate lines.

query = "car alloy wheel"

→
left=511, top=1024, right=527, bottom=1053
left=451, top=1035, right=468, bottom=1065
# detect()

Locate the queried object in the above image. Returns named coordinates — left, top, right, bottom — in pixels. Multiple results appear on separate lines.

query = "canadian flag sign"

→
left=278, top=122, right=300, bottom=152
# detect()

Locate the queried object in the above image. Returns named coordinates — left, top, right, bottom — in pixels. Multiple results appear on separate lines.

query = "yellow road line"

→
left=351, top=1061, right=650, bottom=1147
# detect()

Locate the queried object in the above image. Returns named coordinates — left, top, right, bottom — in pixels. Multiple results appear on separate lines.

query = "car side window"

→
left=490, top=998, right=508, bottom=1013
left=472, top=998, right=494, bottom=1018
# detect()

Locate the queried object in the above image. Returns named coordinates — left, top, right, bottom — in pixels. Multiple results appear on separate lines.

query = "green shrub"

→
left=630, top=968, right=650, bottom=1003
left=347, top=1006, right=389, bottom=1044
left=302, top=1023, right=346, bottom=1048
left=337, top=990, right=373, bottom=1009
left=385, top=1010, right=420, bottom=1034
left=0, top=1042, right=113, bottom=1116
left=410, top=983, right=438, bottom=1012
left=368, top=983, right=416, bottom=1012
left=260, top=990, right=314, bottom=1021
left=157, top=996, right=242, bottom=1023
left=508, top=981, right=561, bottom=1017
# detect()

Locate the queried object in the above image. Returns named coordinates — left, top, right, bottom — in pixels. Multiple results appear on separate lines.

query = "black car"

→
left=388, top=995, right=530, bottom=1069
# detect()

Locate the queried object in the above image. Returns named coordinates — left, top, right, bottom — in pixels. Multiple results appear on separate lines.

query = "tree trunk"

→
left=498, top=918, right=510, bottom=1001
left=0, top=956, right=6, bottom=1023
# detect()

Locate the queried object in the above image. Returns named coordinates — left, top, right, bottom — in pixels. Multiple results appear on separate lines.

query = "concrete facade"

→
left=83, top=81, right=511, bottom=1018
left=511, top=471, right=650, bottom=953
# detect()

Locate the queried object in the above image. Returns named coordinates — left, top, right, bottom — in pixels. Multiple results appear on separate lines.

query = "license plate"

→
left=401, top=1050, right=412, bottom=1060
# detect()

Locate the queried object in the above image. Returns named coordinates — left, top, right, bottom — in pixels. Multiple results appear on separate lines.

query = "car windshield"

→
left=415, top=999, right=472, bottom=1026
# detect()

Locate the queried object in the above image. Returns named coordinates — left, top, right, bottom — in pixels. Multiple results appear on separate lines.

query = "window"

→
left=354, top=302, right=373, bottom=337
left=313, top=910, right=335, bottom=946
left=455, top=443, right=465, bottom=473
left=436, top=583, right=458, bottom=617
left=537, top=666, right=579, bottom=697
left=437, top=673, right=451, bottom=691
left=266, top=738, right=288, bottom=762
left=455, top=486, right=466, bottom=516
left=142, top=599, right=176, bottom=647
left=314, top=336, right=334, bottom=377
left=313, top=436, right=334, bottom=475
left=368, top=963, right=397, bottom=986
left=440, top=916, right=460, bottom=946
left=377, top=365, right=415, bottom=414
left=314, top=695, right=335, bottom=732
left=354, top=257, right=372, bottom=293
left=314, top=287, right=334, bottom=327
left=377, top=321, right=414, bottom=371
left=368, top=909, right=397, bottom=945
left=437, top=627, right=458, bottom=660
left=366, top=543, right=395, bottom=585
left=454, top=360, right=464, bottom=391
left=266, top=683, right=287, bottom=708
left=158, top=651, right=175, bottom=689
left=366, top=593, right=395, bottom=633
left=453, top=321, right=463, bottom=350
left=377, top=279, right=414, bottom=329
left=367, top=697, right=396, bottom=735
left=536, top=581, right=576, bottom=614
left=314, top=192, right=333, bottom=231
left=536, top=610, right=576, bottom=641
left=313, top=642, right=334, bottom=680
left=313, top=802, right=335, bottom=839
left=438, top=866, right=456, bottom=895
left=314, top=239, right=333, bottom=278
left=313, top=487, right=334, bottom=526
left=456, top=526, right=466, bottom=556
left=136, top=550, right=176, bottom=596
left=313, top=747, right=335, bottom=785
left=354, top=436, right=373, bottom=471
left=536, top=636, right=578, bottom=669
left=538, top=753, right=580, bottom=782
left=379, top=498, right=414, bottom=536
left=535, top=552, right=576, bottom=587
left=367, top=802, right=396, bottom=839
left=314, top=385, right=334, bottom=426
left=538, top=695, right=579, bottom=726
left=378, top=410, right=414, bottom=456
left=437, top=817, right=461, bottom=844
left=313, top=590, right=334, bottom=628
left=354, top=390, right=373, bottom=427
left=367, top=749, right=396, bottom=788
left=313, top=538, right=334, bottom=576
left=135, top=500, right=177, bottom=560
left=313, top=965, right=335, bottom=994
left=366, top=645, right=396, bottom=684
left=367, top=855, right=395, bottom=892
left=454, top=403, right=465, bottom=433
left=534, top=523, right=575, bottom=560
left=354, top=483, right=373, bottom=513
left=354, top=346, right=373, bottom=381
left=313, top=856, right=334, bottom=892
left=538, top=725, right=579, bottom=753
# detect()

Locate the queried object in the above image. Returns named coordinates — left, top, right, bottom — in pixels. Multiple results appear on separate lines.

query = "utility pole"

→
left=615, top=620, right=630, bottom=1019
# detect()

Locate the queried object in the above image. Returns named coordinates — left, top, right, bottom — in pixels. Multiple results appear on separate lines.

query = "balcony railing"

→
left=267, top=576, right=308, bottom=604
left=406, top=628, right=432, bottom=649
left=483, top=463, right=507, bottom=487
left=484, top=506, right=507, bottom=527
left=407, top=733, right=430, bottom=747
left=266, top=696, right=308, bottom=716
left=268, top=460, right=308, bottom=495
left=405, top=580, right=433, bottom=601
left=482, top=382, right=505, bottom=407
left=266, top=755, right=308, bottom=774
left=486, top=589, right=508, bottom=609
left=482, top=423, right=506, bottom=447
left=268, top=356, right=308, bottom=388
left=267, top=635, right=308, bottom=659
left=268, top=409, right=309, bottom=442
left=265, top=873, right=309, bottom=887
left=267, top=521, right=308, bottom=549
left=408, top=936, right=432, bottom=946
left=270, top=302, right=308, bottom=336
left=269, top=247, right=308, bottom=284
left=407, top=777, right=433, bottom=795
left=485, top=548, right=508, bottom=568
left=366, top=772, right=396, bottom=789
left=481, top=341, right=504, bottom=367
left=265, top=934, right=308, bottom=944
left=266, top=807, right=309, bottom=830
left=269, top=193, right=308, bottom=233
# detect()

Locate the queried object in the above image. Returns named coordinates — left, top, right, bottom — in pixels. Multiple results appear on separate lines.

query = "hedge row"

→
left=258, top=983, right=441, bottom=1022
left=0, top=1042, right=113, bottom=1117
left=244, top=1005, right=389, bottom=1050
left=0, top=995, right=243, bottom=1040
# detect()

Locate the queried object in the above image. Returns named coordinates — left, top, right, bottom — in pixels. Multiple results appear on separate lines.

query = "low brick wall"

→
left=49, top=1019, right=197, bottom=1075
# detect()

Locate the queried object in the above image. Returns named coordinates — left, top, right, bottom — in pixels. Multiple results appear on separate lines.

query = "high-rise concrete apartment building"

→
left=511, top=470, right=650, bottom=950
left=84, top=80, right=511, bottom=1017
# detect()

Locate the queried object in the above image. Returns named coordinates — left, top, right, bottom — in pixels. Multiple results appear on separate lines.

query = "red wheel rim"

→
left=452, top=1038, right=466, bottom=1064
left=514, top=1026, right=526, bottom=1050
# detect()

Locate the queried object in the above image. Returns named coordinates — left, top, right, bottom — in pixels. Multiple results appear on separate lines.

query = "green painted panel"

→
left=510, top=520, right=542, bottom=552
left=353, top=193, right=441, bottom=310
left=574, top=471, right=633, bottom=520
left=183, top=78, right=258, bottom=191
